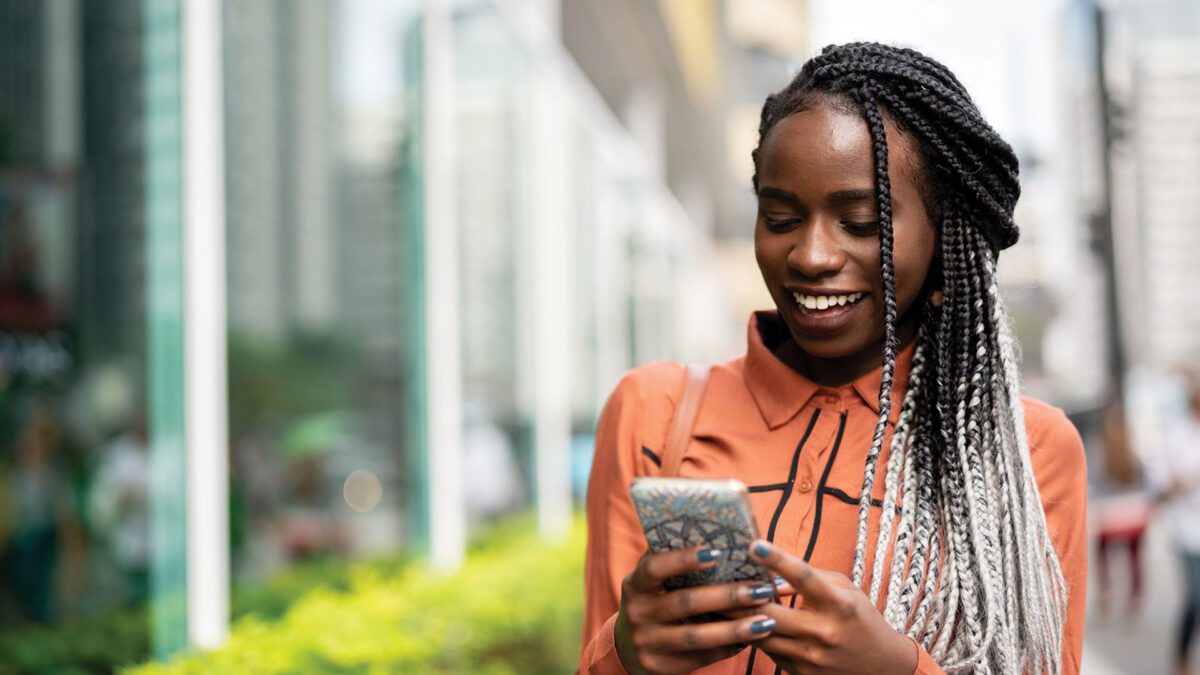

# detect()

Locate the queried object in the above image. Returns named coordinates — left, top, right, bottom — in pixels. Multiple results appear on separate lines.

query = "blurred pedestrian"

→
left=461, top=402, right=524, bottom=525
left=87, top=412, right=150, bottom=606
left=581, top=43, right=1086, bottom=675
left=0, top=405, right=81, bottom=623
left=1091, top=400, right=1153, bottom=622
left=1150, top=380, right=1200, bottom=675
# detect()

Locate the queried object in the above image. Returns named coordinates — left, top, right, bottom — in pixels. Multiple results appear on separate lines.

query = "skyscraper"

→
left=1104, top=0, right=1200, bottom=370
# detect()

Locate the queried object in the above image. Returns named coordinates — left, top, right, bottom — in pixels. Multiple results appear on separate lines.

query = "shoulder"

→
left=607, top=361, right=687, bottom=405
left=1021, top=397, right=1082, bottom=451
left=600, top=362, right=688, bottom=425
left=616, top=361, right=688, bottom=392
left=1020, top=396, right=1088, bottom=488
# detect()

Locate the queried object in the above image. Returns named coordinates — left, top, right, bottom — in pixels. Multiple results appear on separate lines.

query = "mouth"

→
left=791, top=291, right=866, bottom=317
left=780, top=289, right=870, bottom=338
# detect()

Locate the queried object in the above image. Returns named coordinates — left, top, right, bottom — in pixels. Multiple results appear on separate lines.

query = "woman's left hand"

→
left=748, top=540, right=918, bottom=675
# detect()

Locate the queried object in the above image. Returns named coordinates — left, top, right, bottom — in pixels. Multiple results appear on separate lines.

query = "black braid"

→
left=752, top=43, right=1021, bottom=253
left=751, top=43, right=1067, bottom=673
left=850, top=83, right=899, bottom=583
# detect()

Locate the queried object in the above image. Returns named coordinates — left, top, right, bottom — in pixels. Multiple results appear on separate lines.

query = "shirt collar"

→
left=743, top=310, right=916, bottom=429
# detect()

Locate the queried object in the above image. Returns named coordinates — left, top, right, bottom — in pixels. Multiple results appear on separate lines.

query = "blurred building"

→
left=2, top=0, right=760, bottom=661
left=1101, top=0, right=1200, bottom=373
left=0, top=0, right=158, bottom=635
left=79, top=1, right=147, bottom=363
left=224, top=1, right=337, bottom=342
left=0, top=0, right=145, bottom=364
left=564, top=0, right=807, bottom=328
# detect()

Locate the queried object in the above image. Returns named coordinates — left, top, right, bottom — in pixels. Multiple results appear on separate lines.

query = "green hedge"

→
left=0, top=515, right=586, bottom=674
left=0, top=605, right=151, bottom=675
left=125, top=516, right=586, bottom=674
left=0, top=558, right=406, bottom=674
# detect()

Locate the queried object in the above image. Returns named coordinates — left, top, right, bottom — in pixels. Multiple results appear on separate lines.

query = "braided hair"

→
left=751, top=43, right=1067, bottom=674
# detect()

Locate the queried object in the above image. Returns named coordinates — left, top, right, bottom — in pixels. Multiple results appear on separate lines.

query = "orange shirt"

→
left=581, top=311, right=1087, bottom=675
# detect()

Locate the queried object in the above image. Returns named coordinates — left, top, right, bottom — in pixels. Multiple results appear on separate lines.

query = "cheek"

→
left=893, top=246, right=935, bottom=302
left=753, top=230, right=780, bottom=274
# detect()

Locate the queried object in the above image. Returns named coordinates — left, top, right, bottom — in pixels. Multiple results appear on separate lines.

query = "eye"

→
left=841, top=221, right=880, bottom=237
left=762, top=213, right=801, bottom=232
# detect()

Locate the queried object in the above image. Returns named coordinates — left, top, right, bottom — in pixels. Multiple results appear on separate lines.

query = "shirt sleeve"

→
left=1026, top=401, right=1089, bottom=675
left=911, top=638, right=945, bottom=674
left=580, top=363, right=683, bottom=673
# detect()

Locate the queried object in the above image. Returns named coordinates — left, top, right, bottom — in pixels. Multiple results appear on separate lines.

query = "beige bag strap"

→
left=661, top=364, right=710, bottom=477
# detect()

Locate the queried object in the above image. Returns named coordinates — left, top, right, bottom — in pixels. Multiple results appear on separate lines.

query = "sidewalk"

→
left=1082, top=518, right=1183, bottom=675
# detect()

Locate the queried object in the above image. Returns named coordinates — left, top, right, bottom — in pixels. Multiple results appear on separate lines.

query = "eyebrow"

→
left=757, top=186, right=877, bottom=207
left=757, top=186, right=800, bottom=208
left=826, top=188, right=876, bottom=205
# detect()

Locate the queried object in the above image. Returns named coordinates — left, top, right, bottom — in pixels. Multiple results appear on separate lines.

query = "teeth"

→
left=792, top=292, right=863, bottom=311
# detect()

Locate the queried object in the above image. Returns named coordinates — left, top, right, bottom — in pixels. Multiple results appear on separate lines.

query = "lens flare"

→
left=343, top=469, right=382, bottom=512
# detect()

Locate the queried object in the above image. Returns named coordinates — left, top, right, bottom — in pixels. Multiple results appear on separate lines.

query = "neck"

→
left=771, top=320, right=918, bottom=388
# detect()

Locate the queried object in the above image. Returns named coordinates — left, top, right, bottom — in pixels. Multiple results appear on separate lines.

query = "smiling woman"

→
left=580, top=43, right=1087, bottom=675
left=753, top=104, right=937, bottom=385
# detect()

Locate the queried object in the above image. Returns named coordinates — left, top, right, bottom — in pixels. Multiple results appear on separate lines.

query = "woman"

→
left=580, top=43, right=1087, bottom=675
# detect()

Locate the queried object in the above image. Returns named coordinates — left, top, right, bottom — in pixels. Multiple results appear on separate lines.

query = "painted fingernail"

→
left=753, top=541, right=771, bottom=558
left=749, top=583, right=775, bottom=600
left=697, top=548, right=726, bottom=563
left=750, top=618, right=776, bottom=634
left=773, top=575, right=786, bottom=587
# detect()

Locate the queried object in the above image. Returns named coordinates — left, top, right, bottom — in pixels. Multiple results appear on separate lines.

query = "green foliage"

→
left=225, top=331, right=355, bottom=437
left=125, top=516, right=586, bottom=674
left=0, top=516, right=585, bottom=674
left=0, top=606, right=151, bottom=675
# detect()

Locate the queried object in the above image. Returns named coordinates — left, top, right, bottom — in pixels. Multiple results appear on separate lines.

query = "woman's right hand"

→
left=614, top=546, right=779, bottom=675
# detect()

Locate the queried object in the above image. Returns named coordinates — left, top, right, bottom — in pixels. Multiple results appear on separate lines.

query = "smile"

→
left=792, top=291, right=865, bottom=314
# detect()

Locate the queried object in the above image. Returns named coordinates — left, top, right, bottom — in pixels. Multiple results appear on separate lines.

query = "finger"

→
left=629, top=546, right=726, bottom=594
left=632, top=645, right=748, bottom=675
left=719, top=607, right=758, bottom=620
left=772, top=575, right=797, bottom=597
left=643, top=614, right=776, bottom=653
left=652, top=580, right=778, bottom=623
left=749, top=540, right=840, bottom=606
left=754, top=604, right=839, bottom=662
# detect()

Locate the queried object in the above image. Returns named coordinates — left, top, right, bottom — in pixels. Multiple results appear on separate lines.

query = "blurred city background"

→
left=0, top=0, right=1197, bottom=672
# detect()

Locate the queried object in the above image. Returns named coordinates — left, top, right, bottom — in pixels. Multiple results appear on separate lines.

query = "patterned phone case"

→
left=630, top=477, right=770, bottom=590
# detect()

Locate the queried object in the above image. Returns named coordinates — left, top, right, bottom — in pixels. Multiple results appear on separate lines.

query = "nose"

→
left=786, top=222, right=847, bottom=278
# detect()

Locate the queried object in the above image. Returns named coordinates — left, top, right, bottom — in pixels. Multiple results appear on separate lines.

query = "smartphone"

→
left=630, top=477, right=771, bottom=591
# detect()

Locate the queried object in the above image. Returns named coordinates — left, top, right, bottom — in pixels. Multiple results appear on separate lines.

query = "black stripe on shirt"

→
left=764, top=410, right=821, bottom=543
left=748, top=482, right=789, bottom=493
left=749, top=409, right=820, bottom=675
left=803, top=412, right=848, bottom=562
left=823, top=486, right=884, bottom=508
left=641, top=446, right=662, bottom=467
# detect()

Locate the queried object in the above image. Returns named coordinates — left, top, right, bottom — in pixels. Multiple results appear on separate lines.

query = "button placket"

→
left=791, top=411, right=835, bottom=520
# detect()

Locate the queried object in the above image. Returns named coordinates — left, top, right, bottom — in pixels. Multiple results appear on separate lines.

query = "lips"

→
left=782, top=288, right=870, bottom=336
left=792, top=291, right=865, bottom=313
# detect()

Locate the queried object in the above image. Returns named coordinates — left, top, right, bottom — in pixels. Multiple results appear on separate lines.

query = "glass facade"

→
left=0, top=0, right=173, bottom=654
left=0, top=0, right=733, bottom=663
left=221, top=0, right=415, bottom=582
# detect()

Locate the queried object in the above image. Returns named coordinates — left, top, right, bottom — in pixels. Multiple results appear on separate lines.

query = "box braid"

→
left=751, top=43, right=1067, bottom=673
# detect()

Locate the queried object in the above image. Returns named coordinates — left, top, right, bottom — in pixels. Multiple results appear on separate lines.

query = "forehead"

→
left=758, top=104, right=921, bottom=192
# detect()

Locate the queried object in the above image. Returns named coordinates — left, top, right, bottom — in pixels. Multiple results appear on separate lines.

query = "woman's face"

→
left=754, top=102, right=937, bottom=384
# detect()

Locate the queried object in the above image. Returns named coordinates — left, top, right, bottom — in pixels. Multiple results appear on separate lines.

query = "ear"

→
left=918, top=252, right=944, bottom=310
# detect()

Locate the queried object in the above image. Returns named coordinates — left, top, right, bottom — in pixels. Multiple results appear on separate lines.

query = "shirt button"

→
left=798, top=479, right=813, bottom=493
left=824, top=395, right=839, bottom=405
